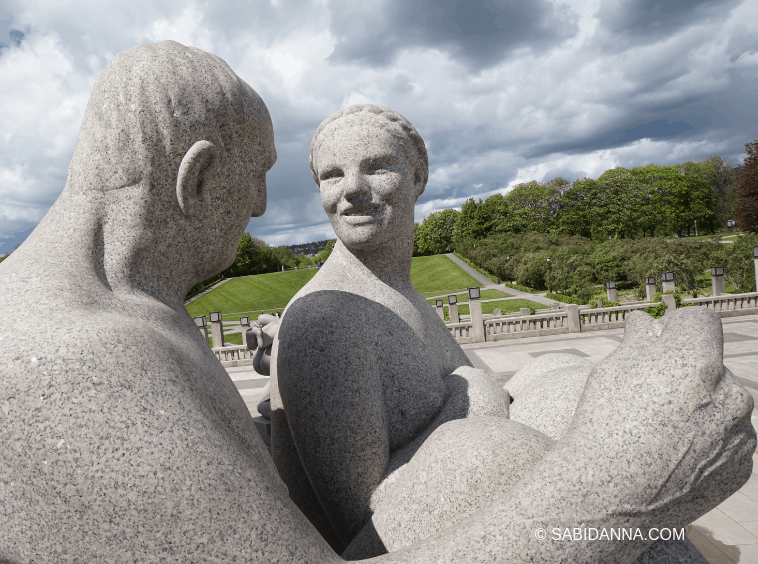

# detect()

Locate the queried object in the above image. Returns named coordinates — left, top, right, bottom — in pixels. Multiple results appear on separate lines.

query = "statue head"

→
left=66, top=40, right=275, bottom=281
left=309, top=105, right=428, bottom=250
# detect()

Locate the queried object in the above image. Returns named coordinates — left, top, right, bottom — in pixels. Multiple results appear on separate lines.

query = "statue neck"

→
left=333, top=225, right=414, bottom=288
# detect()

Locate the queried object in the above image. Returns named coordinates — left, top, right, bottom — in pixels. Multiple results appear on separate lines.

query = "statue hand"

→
left=566, top=307, right=755, bottom=524
left=247, top=314, right=280, bottom=350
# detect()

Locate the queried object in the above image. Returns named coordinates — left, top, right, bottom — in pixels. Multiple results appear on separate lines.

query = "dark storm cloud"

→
left=326, top=0, right=580, bottom=70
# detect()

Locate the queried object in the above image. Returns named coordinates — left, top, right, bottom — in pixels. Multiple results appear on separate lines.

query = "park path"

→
left=444, top=253, right=560, bottom=307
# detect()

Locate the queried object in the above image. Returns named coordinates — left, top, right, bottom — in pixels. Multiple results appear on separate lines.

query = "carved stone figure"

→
left=270, top=104, right=756, bottom=562
left=0, top=45, right=754, bottom=563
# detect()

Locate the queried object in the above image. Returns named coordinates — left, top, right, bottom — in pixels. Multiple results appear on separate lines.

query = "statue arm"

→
left=276, top=303, right=390, bottom=545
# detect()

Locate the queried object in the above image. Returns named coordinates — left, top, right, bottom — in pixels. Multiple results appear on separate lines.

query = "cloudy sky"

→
left=1, top=0, right=757, bottom=252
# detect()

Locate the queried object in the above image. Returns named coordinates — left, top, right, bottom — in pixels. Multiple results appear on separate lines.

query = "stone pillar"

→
left=210, top=318, right=224, bottom=348
left=551, top=303, right=559, bottom=310
left=711, top=267, right=726, bottom=296
left=661, top=294, right=677, bottom=316
left=645, top=277, right=656, bottom=302
left=469, top=299, right=485, bottom=343
left=492, top=309, right=502, bottom=316
left=449, top=303, right=459, bottom=323
left=435, top=303, right=445, bottom=320
left=240, top=318, right=251, bottom=348
left=661, top=272, right=675, bottom=293
left=566, top=304, right=581, bottom=333
left=519, top=307, right=531, bottom=316
left=755, top=255, right=758, bottom=292
left=194, top=316, right=208, bottom=343
left=604, top=281, right=616, bottom=302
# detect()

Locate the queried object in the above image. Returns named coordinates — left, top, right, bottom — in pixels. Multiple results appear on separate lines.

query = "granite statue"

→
left=270, top=104, right=757, bottom=562
left=0, top=43, right=754, bottom=563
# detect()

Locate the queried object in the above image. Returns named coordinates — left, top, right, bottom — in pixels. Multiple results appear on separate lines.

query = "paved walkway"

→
left=444, top=253, right=560, bottom=307
left=227, top=316, right=758, bottom=563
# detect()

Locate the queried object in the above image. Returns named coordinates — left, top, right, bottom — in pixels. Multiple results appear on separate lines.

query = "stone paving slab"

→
left=225, top=315, right=758, bottom=563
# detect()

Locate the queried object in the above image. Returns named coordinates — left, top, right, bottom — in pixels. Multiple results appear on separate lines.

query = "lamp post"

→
left=467, top=287, right=485, bottom=342
left=435, top=298, right=445, bottom=320
left=546, top=256, right=551, bottom=292
left=645, top=276, right=656, bottom=302
left=209, top=311, right=224, bottom=348
left=448, top=293, right=459, bottom=323
left=753, top=245, right=758, bottom=291
left=710, top=266, right=725, bottom=296
left=661, top=271, right=675, bottom=293
left=240, top=316, right=251, bottom=347
left=605, top=280, right=617, bottom=302
left=194, top=316, right=208, bottom=343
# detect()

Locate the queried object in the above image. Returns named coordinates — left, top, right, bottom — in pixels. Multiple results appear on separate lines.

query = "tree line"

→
left=414, top=149, right=758, bottom=257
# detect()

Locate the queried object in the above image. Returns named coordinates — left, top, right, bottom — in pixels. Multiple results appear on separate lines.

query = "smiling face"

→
left=314, top=115, right=422, bottom=251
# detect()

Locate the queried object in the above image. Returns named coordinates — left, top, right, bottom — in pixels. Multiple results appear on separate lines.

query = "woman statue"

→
left=267, top=105, right=755, bottom=562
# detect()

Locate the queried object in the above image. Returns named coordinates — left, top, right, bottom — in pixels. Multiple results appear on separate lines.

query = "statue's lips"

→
left=340, top=206, right=381, bottom=224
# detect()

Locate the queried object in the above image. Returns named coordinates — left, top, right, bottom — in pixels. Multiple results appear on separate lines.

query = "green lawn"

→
left=427, top=288, right=512, bottom=305
left=190, top=254, right=495, bottom=321
left=186, top=269, right=317, bottom=318
left=410, top=255, right=482, bottom=293
left=453, top=298, right=546, bottom=317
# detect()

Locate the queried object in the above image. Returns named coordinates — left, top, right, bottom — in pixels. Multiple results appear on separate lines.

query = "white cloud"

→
left=1, top=0, right=757, bottom=249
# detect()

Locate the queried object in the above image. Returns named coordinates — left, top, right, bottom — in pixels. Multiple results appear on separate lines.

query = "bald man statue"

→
left=0, top=41, right=754, bottom=564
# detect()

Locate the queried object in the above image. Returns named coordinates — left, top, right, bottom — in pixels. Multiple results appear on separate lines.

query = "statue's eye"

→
left=320, top=168, right=343, bottom=182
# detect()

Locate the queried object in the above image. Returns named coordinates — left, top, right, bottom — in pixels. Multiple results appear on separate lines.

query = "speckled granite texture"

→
left=1, top=69, right=754, bottom=563
left=269, top=105, right=756, bottom=563
left=508, top=356, right=595, bottom=440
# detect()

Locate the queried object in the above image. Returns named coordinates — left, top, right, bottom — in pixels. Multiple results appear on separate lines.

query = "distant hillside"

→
left=288, top=239, right=335, bottom=256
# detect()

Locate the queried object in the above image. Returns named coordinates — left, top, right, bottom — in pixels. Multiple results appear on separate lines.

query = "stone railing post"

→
left=710, top=266, right=726, bottom=296
left=193, top=316, right=208, bottom=344
left=661, top=294, right=677, bottom=316
left=551, top=303, right=559, bottom=310
left=754, top=245, right=758, bottom=290
left=467, top=287, right=485, bottom=343
left=209, top=311, right=224, bottom=348
left=661, top=271, right=675, bottom=293
left=605, top=281, right=617, bottom=302
left=240, top=316, right=251, bottom=348
left=435, top=299, right=445, bottom=320
left=566, top=304, right=581, bottom=333
left=645, top=276, right=656, bottom=302
left=448, top=294, right=459, bottom=323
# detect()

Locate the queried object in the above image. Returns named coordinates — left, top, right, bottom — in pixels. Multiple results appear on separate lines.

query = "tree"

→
left=452, top=198, right=494, bottom=242
left=504, top=180, right=562, bottom=233
left=673, top=161, right=720, bottom=235
left=701, top=156, right=740, bottom=231
left=735, top=140, right=758, bottom=232
left=314, top=240, right=336, bottom=264
left=415, top=209, right=460, bottom=255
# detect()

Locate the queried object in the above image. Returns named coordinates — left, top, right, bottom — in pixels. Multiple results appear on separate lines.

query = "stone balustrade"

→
left=444, top=290, right=758, bottom=344
left=578, top=302, right=661, bottom=332
left=680, top=291, right=758, bottom=316
left=483, top=311, right=569, bottom=340
left=212, top=344, right=255, bottom=367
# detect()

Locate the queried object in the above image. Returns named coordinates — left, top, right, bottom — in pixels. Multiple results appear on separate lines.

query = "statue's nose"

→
left=342, top=169, right=370, bottom=200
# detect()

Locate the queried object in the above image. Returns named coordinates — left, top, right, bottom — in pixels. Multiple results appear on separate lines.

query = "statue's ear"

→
left=176, top=140, right=219, bottom=215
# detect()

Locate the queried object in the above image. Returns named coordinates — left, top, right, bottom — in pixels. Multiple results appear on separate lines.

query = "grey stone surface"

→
left=270, top=103, right=756, bottom=563
left=508, top=362, right=594, bottom=440
left=0, top=41, right=338, bottom=563
left=631, top=537, right=709, bottom=563
left=506, top=352, right=593, bottom=396
left=271, top=105, right=508, bottom=550
left=1, top=57, right=754, bottom=563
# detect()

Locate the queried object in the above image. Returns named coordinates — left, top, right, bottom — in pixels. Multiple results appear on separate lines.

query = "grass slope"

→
left=186, top=269, right=318, bottom=318
left=189, top=254, right=490, bottom=320
left=410, top=255, right=482, bottom=293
